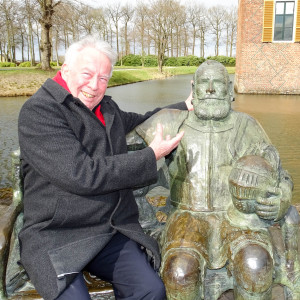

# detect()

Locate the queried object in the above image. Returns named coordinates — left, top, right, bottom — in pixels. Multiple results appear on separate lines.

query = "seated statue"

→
left=130, top=60, right=300, bottom=300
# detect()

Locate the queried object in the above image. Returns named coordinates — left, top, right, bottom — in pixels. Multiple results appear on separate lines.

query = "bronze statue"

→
left=132, top=60, right=300, bottom=299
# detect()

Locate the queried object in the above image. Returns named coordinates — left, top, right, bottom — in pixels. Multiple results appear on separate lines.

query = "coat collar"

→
left=43, top=78, right=71, bottom=103
left=42, top=78, right=116, bottom=130
left=97, top=96, right=115, bottom=133
left=43, top=78, right=113, bottom=110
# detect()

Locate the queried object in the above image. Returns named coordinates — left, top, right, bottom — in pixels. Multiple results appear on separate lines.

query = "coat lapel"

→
left=101, top=97, right=115, bottom=153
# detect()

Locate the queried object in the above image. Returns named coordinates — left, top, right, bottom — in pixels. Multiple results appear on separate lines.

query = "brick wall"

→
left=235, top=0, right=300, bottom=94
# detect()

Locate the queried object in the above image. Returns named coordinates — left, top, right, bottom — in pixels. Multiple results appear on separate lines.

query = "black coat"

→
left=18, top=79, right=187, bottom=300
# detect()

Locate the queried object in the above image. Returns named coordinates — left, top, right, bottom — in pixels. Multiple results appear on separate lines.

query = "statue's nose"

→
left=206, top=80, right=216, bottom=94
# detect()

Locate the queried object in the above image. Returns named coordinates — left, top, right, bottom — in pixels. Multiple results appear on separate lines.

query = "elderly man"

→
left=18, top=36, right=192, bottom=300
left=134, top=60, right=298, bottom=299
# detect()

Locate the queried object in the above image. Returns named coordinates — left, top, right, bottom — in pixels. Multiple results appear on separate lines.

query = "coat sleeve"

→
left=18, top=97, right=158, bottom=196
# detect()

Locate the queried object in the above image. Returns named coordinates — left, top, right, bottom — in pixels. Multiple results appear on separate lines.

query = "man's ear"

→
left=61, top=64, right=69, bottom=80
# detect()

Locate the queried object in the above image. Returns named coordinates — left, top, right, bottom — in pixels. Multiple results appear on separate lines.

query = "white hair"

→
left=64, top=36, right=118, bottom=77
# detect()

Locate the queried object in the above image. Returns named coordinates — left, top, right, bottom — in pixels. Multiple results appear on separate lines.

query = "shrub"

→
left=165, top=56, right=205, bottom=67
left=0, top=62, right=16, bottom=67
left=120, top=54, right=142, bottom=66
left=164, top=57, right=178, bottom=66
left=143, top=55, right=158, bottom=67
left=115, top=54, right=208, bottom=68
left=176, top=56, right=189, bottom=66
left=19, top=61, right=32, bottom=67
left=188, top=56, right=205, bottom=66
left=50, top=61, right=62, bottom=67
left=206, top=55, right=236, bottom=66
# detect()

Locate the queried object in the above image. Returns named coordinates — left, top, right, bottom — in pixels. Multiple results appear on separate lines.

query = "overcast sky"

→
left=180, top=0, right=238, bottom=6
left=79, top=0, right=239, bottom=57
left=84, top=0, right=238, bottom=8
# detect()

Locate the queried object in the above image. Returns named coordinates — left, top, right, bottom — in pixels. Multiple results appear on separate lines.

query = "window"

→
left=274, top=1, right=295, bottom=40
left=262, top=0, right=300, bottom=42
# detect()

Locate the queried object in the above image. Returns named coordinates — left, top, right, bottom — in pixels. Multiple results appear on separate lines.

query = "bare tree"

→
left=134, top=1, right=149, bottom=66
left=106, top=2, right=124, bottom=59
left=23, top=0, right=38, bottom=65
left=62, top=2, right=82, bottom=45
left=208, top=5, right=226, bottom=56
left=15, top=8, right=27, bottom=62
left=171, top=3, right=186, bottom=57
left=121, top=4, right=134, bottom=56
left=186, top=2, right=206, bottom=57
left=92, top=8, right=108, bottom=41
left=78, top=4, right=98, bottom=35
left=33, top=18, right=41, bottom=62
left=0, top=0, right=18, bottom=62
left=0, top=0, right=238, bottom=67
left=37, top=0, right=61, bottom=70
left=148, top=0, right=180, bottom=72
left=198, top=9, right=208, bottom=58
left=224, top=5, right=237, bottom=57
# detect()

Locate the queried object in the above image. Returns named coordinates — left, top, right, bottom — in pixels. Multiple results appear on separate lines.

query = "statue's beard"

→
left=193, top=98, right=231, bottom=120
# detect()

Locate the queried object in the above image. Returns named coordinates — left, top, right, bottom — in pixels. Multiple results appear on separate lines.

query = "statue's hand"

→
left=255, top=187, right=282, bottom=220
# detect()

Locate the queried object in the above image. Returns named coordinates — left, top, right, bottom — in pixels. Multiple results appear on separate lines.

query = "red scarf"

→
left=53, top=71, right=106, bottom=126
left=94, top=105, right=106, bottom=126
left=52, top=71, right=71, bottom=93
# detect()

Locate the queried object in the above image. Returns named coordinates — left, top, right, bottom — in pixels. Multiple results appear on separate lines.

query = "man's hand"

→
left=185, top=80, right=194, bottom=111
left=149, top=123, right=184, bottom=161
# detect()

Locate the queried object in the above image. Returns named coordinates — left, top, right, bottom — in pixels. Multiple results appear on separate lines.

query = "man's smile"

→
left=82, top=91, right=95, bottom=98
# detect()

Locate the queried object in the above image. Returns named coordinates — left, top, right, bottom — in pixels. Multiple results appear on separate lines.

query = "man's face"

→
left=192, top=65, right=231, bottom=120
left=61, top=47, right=112, bottom=110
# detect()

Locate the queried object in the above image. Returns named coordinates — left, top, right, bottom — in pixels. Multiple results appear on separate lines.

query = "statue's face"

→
left=192, top=64, right=231, bottom=120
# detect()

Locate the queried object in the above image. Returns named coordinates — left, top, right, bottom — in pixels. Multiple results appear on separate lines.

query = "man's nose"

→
left=89, top=76, right=98, bottom=90
left=206, top=80, right=216, bottom=94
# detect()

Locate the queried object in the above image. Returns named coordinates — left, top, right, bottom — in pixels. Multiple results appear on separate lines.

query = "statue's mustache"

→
left=197, top=96, right=227, bottom=101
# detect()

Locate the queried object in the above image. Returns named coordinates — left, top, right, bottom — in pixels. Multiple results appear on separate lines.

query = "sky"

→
left=84, top=0, right=238, bottom=8
left=180, top=0, right=238, bottom=7
left=15, top=0, right=239, bottom=60
left=71, top=0, right=239, bottom=58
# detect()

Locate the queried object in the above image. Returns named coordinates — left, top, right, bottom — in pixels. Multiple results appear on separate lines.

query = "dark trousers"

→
left=55, top=232, right=166, bottom=300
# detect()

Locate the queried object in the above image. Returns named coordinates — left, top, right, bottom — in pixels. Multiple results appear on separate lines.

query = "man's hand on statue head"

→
left=255, top=186, right=282, bottom=220
left=149, top=123, right=184, bottom=161
left=185, top=80, right=194, bottom=111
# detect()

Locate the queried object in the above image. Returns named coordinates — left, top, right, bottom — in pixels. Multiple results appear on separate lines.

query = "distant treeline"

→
left=0, top=0, right=237, bottom=72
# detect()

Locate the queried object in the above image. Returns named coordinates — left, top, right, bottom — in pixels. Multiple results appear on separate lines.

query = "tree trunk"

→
left=40, top=24, right=52, bottom=69
left=39, top=0, right=57, bottom=70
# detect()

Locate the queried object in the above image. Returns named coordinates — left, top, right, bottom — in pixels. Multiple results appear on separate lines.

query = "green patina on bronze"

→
left=133, top=61, right=300, bottom=299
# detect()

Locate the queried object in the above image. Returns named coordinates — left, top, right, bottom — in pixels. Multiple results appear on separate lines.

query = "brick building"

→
left=235, top=0, right=300, bottom=94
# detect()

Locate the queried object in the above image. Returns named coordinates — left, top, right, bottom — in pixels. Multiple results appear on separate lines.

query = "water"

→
left=1, top=74, right=300, bottom=203
left=0, top=96, right=27, bottom=187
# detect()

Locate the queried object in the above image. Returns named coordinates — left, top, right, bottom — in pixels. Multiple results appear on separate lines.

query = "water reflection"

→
left=1, top=75, right=300, bottom=204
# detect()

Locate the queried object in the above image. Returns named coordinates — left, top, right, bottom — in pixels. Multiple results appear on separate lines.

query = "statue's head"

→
left=192, top=60, right=234, bottom=120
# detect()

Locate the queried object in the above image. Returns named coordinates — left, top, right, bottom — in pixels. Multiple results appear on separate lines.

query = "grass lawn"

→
left=0, top=66, right=235, bottom=97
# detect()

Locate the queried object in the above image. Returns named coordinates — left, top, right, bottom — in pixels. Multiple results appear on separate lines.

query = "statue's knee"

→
left=162, top=250, right=201, bottom=291
left=284, top=205, right=300, bottom=225
left=233, top=244, right=273, bottom=293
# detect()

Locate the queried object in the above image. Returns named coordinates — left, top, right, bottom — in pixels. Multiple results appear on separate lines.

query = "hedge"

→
left=116, top=54, right=235, bottom=67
